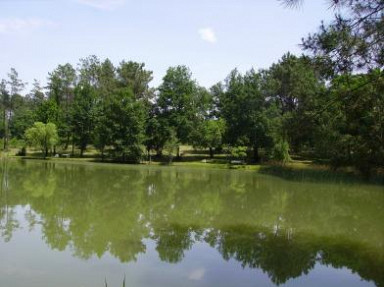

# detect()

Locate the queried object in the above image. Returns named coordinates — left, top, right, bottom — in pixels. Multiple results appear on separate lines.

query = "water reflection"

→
left=1, top=160, right=383, bottom=286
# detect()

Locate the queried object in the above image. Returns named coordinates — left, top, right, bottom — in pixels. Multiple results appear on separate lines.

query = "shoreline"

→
left=4, top=154, right=383, bottom=185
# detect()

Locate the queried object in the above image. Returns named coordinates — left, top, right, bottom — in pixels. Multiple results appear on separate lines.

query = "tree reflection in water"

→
left=1, top=160, right=383, bottom=286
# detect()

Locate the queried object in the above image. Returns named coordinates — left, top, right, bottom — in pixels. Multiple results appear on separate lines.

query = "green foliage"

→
left=219, top=69, right=275, bottom=161
left=144, top=105, right=170, bottom=156
left=317, top=71, right=384, bottom=175
left=47, top=63, right=76, bottom=106
left=71, top=84, right=97, bottom=156
left=34, top=99, right=59, bottom=124
left=46, top=63, right=77, bottom=147
left=263, top=53, right=324, bottom=152
left=191, top=119, right=225, bottom=157
left=104, top=88, right=146, bottom=162
left=158, top=66, right=203, bottom=145
left=301, top=0, right=384, bottom=76
left=25, top=122, right=59, bottom=157
left=9, top=138, right=25, bottom=149
left=93, top=102, right=113, bottom=157
left=230, top=146, right=247, bottom=161
left=1, top=68, right=26, bottom=150
left=1, top=48, right=382, bottom=175
left=91, top=59, right=117, bottom=156
left=271, top=140, right=291, bottom=165
left=122, top=145, right=143, bottom=163
left=117, top=61, right=153, bottom=99
left=9, top=94, right=35, bottom=139
left=163, top=129, right=179, bottom=163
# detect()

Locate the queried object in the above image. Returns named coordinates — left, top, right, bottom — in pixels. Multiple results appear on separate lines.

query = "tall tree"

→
left=282, top=0, right=384, bottom=76
left=282, top=0, right=384, bottom=174
left=7, top=68, right=25, bottom=97
left=34, top=99, right=59, bottom=125
left=263, top=53, right=324, bottom=151
left=92, top=59, right=116, bottom=158
left=191, top=119, right=225, bottom=158
left=0, top=80, right=10, bottom=149
left=78, top=55, right=101, bottom=87
left=315, top=70, right=384, bottom=175
left=71, top=84, right=97, bottom=156
left=144, top=101, right=170, bottom=157
left=25, top=122, right=59, bottom=158
left=157, top=66, right=203, bottom=156
left=10, top=80, right=44, bottom=140
left=47, top=63, right=76, bottom=148
left=98, top=59, right=116, bottom=99
left=9, top=94, right=35, bottom=139
left=1, top=69, right=26, bottom=150
left=117, top=61, right=153, bottom=100
left=219, top=69, right=271, bottom=161
left=30, top=79, right=45, bottom=104
left=106, top=88, right=146, bottom=162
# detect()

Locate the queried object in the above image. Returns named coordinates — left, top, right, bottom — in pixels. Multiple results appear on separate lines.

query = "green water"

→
left=0, top=159, right=383, bottom=287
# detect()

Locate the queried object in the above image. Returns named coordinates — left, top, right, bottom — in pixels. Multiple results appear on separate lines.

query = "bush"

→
left=122, top=145, right=143, bottom=163
left=272, top=140, right=291, bottom=165
left=163, top=129, right=179, bottom=164
left=230, top=146, right=247, bottom=161
left=9, top=138, right=26, bottom=149
left=25, top=122, right=59, bottom=157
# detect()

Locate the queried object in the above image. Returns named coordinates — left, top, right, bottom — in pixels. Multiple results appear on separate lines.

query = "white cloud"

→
left=77, top=0, right=126, bottom=10
left=198, top=27, right=217, bottom=44
left=0, top=18, right=55, bottom=34
left=188, top=268, right=205, bottom=281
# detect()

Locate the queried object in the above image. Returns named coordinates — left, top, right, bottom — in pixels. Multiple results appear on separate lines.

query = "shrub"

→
left=272, top=140, right=291, bottom=165
left=230, top=146, right=247, bottom=161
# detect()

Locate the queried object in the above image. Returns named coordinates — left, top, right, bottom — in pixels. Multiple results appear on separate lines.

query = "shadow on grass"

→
left=259, top=164, right=384, bottom=185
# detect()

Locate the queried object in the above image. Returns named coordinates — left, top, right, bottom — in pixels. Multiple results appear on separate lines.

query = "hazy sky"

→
left=0, top=0, right=336, bottom=91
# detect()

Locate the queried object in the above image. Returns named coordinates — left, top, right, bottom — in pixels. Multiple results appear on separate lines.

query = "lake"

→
left=0, top=159, right=383, bottom=287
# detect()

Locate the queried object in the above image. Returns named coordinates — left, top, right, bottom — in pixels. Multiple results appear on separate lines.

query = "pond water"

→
left=0, top=159, right=383, bottom=287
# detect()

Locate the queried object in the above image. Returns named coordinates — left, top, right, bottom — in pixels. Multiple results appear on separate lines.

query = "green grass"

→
left=4, top=145, right=383, bottom=184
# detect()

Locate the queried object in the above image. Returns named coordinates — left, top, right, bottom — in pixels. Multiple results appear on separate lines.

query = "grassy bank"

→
left=3, top=145, right=383, bottom=185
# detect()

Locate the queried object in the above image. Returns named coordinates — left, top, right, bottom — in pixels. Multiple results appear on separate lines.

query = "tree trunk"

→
left=2, top=109, right=5, bottom=150
left=44, top=137, right=48, bottom=159
left=176, top=146, right=180, bottom=159
left=147, top=146, right=151, bottom=163
left=71, top=137, right=75, bottom=156
left=101, top=148, right=105, bottom=161
left=156, top=147, right=162, bottom=157
left=209, top=147, right=214, bottom=159
left=3, top=109, right=8, bottom=151
left=253, top=145, right=259, bottom=163
left=80, top=142, right=87, bottom=157
left=64, top=134, right=70, bottom=150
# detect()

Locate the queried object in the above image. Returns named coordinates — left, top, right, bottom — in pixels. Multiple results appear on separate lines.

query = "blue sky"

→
left=0, top=0, right=335, bottom=91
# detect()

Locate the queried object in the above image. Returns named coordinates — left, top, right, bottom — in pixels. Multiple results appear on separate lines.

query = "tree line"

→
left=0, top=0, right=383, bottom=175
